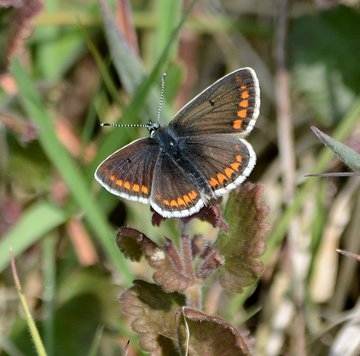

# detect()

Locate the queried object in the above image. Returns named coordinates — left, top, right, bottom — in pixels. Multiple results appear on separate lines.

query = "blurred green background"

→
left=1, top=0, right=360, bottom=355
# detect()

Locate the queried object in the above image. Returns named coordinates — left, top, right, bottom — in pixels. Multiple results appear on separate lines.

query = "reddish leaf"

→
left=215, top=183, right=269, bottom=293
left=120, top=280, right=185, bottom=354
left=116, top=227, right=159, bottom=262
left=117, top=228, right=192, bottom=292
left=176, top=307, right=253, bottom=355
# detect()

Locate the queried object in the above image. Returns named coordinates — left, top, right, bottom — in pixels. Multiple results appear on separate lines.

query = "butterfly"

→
left=95, top=67, right=260, bottom=218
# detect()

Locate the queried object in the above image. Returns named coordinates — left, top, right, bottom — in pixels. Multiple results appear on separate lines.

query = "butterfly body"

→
left=95, top=68, right=260, bottom=218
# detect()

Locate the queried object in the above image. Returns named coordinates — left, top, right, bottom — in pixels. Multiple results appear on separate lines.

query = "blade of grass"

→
left=0, top=201, right=66, bottom=273
left=86, top=326, right=103, bottom=356
left=10, top=250, right=47, bottom=356
left=11, top=59, right=132, bottom=282
left=311, top=125, right=360, bottom=172
left=42, top=234, right=56, bottom=356
left=154, top=0, right=183, bottom=66
left=98, top=0, right=150, bottom=109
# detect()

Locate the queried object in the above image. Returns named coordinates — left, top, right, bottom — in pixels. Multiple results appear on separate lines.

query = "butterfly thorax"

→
left=152, top=126, right=185, bottom=155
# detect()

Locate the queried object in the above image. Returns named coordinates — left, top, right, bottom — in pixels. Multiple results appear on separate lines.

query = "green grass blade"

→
left=311, top=125, right=360, bottom=172
left=11, top=252, right=47, bottom=356
left=154, top=0, right=183, bottom=65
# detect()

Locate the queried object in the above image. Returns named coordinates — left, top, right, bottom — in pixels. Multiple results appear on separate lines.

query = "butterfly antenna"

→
left=156, top=73, right=167, bottom=125
left=100, top=122, right=148, bottom=128
left=100, top=73, right=167, bottom=130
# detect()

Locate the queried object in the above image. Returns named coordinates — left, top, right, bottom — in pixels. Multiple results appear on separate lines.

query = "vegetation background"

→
left=1, top=0, right=360, bottom=355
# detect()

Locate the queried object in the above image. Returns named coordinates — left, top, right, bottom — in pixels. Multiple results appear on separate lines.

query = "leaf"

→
left=116, top=227, right=160, bottom=262
left=176, top=307, right=253, bottom=355
left=0, top=0, right=43, bottom=73
left=120, top=280, right=185, bottom=355
left=215, top=183, right=269, bottom=293
left=311, top=125, right=360, bottom=172
left=116, top=228, right=192, bottom=292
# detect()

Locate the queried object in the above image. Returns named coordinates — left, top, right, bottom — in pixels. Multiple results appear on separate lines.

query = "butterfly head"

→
left=146, top=120, right=161, bottom=137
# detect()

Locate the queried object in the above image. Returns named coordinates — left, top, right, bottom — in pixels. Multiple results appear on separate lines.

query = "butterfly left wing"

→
left=95, top=138, right=160, bottom=203
left=169, top=67, right=260, bottom=137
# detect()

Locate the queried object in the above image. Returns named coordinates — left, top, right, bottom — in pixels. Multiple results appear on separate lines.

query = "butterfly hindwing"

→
left=181, top=133, right=256, bottom=196
left=150, top=152, right=206, bottom=218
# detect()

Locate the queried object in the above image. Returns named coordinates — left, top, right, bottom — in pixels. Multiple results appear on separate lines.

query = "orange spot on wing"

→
left=231, top=162, right=241, bottom=171
left=177, top=198, right=186, bottom=207
left=236, top=155, right=243, bottom=163
left=233, top=119, right=243, bottom=130
left=217, top=173, right=227, bottom=184
left=240, top=99, right=249, bottom=108
left=141, top=186, right=149, bottom=194
left=124, top=181, right=131, bottom=190
left=183, top=195, right=192, bottom=204
left=116, top=179, right=123, bottom=186
left=189, top=191, right=198, bottom=200
left=209, top=177, right=219, bottom=187
left=241, top=90, right=249, bottom=99
left=163, top=199, right=170, bottom=206
left=237, top=109, right=247, bottom=119
left=225, top=167, right=235, bottom=178
left=170, top=200, right=178, bottom=207
left=132, top=184, right=140, bottom=192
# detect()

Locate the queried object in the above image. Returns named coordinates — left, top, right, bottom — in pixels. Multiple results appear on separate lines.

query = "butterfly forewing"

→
left=95, top=138, right=160, bottom=203
left=169, top=67, right=260, bottom=137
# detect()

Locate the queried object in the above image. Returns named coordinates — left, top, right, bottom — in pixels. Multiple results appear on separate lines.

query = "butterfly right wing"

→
left=169, top=68, right=260, bottom=137
left=94, top=138, right=160, bottom=203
